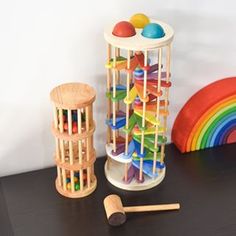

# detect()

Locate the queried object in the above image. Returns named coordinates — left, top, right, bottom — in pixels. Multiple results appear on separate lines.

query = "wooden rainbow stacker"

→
left=104, top=14, right=174, bottom=191
left=50, top=83, right=97, bottom=198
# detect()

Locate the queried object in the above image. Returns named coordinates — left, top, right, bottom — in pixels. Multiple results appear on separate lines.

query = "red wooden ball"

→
left=64, top=122, right=68, bottom=131
left=72, top=122, right=78, bottom=133
left=112, top=21, right=136, bottom=37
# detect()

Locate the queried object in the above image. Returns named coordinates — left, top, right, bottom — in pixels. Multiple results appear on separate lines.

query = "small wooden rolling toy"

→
left=104, top=194, right=180, bottom=226
left=50, top=82, right=97, bottom=198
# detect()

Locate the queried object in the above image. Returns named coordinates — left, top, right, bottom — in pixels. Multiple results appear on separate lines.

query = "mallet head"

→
left=103, top=194, right=126, bottom=226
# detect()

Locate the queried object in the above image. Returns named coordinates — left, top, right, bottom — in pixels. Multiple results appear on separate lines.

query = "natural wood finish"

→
left=153, top=48, right=162, bottom=174
left=86, top=106, right=91, bottom=188
left=106, top=43, right=112, bottom=145
left=104, top=19, right=174, bottom=51
left=51, top=122, right=95, bottom=142
left=104, top=160, right=166, bottom=191
left=77, top=109, right=84, bottom=191
left=104, top=19, right=173, bottom=191
left=160, top=44, right=171, bottom=165
left=125, top=50, right=131, bottom=155
left=103, top=194, right=125, bottom=220
left=124, top=163, right=128, bottom=182
left=124, top=50, right=131, bottom=182
left=112, top=46, right=117, bottom=152
left=104, top=194, right=180, bottom=226
left=58, top=108, right=67, bottom=191
left=139, top=50, right=148, bottom=181
left=123, top=203, right=180, bottom=212
left=53, top=105, right=62, bottom=187
left=50, top=83, right=96, bottom=110
left=54, top=150, right=96, bottom=171
left=56, top=167, right=62, bottom=187
left=50, top=82, right=96, bottom=198
left=55, top=176, right=97, bottom=198
left=67, top=109, right=74, bottom=192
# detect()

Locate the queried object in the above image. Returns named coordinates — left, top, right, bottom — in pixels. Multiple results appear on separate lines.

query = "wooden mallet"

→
left=104, top=194, right=180, bottom=226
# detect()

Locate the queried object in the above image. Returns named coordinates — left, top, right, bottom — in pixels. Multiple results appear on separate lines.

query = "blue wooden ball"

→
left=141, top=23, right=165, bottom=39
left=134, top=69, right=144, bottom=77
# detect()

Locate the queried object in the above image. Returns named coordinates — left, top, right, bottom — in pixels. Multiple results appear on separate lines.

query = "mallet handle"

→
left=123, top=203, right=180, bottom=213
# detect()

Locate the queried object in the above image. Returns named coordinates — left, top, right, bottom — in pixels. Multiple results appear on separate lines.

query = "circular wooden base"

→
left=55, top=177, right=97, bottom=198
left=104, top=159, right=165, bottom=191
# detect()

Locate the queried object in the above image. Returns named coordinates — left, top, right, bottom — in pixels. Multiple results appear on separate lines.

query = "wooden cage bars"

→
left=50, top=83, right=97, bottom=198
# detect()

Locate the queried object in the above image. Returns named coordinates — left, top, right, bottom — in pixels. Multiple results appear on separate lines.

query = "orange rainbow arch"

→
left=171, top=77, right=236, bottom=153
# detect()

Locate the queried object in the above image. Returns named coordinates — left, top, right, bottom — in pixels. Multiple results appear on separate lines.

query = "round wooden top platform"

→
left=104, top=19, right=174, bottom=51
left=50, top=83, right=96, bottom=109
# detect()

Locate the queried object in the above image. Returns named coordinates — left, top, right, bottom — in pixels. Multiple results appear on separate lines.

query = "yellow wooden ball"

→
left=67, top=182, right=71, bottom=190
left=130, top=13, right=150, bottom=29
left=74, top=177, right=79, bottom=183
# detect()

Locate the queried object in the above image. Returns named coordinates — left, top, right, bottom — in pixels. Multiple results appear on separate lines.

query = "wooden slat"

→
left=139, top=50, right=148, bottom=181
left=160, top=44, right=171, bottom=165
left=68, top=109, right=75, bottom=193
left=153, top=48, right=162, bottom=174
left=112, top=46, right=117, bottom=152
left=124, top=50, right=131, bottom=182
left=77, top=109, right=84, bottom=191
left=53, top=105, right=62, bottom=186
left=106, top=43, right=112, bottom=144
left=86, top=106, right=91, bottom=188
left=59, top=108, right=67, bottom=191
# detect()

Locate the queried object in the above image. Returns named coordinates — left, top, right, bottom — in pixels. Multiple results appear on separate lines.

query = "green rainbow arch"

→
left=197, top=104, right=236, bottom=150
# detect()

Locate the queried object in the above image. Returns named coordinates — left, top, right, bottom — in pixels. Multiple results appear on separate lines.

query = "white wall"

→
left=0, top=0, right=236, bottom=176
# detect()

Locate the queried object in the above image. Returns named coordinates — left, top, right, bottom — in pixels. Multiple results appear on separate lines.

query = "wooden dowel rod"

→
left=112, top=46, right=117, bottom=153
left=53, top=105, right=60, bottom=160
left=160, top=44, right=171, bottom=165
left=53, top=105, right=58, bottom=128
left=57, top=166, right=62, bottom=187
left=153, top=48, right=162, bottom=175
left=70, top=171, right=75, bottom=193
left=77, top=109, right=83, bottom=191
left=139, top=158, right=143, bottom=182
left=139, top=50, right=148, bottom=181
left=59, top=108, right=64, bottom=133
left=140, top=50, right=148, bottom=154
left=59, top=108, right=67, bottom=191
left=125, top=50, right=131, bottom=155
left=68, top=110, right=73, bottom=165
left=86, top=106, right=91, bottom=188
left=106, top=44, right=112, bottom=144
left=112, top=47, right=116, bottom=125
left=116, top=48, right=121, bottom=86
left=166, top=44, right=171, bottom=83
left=124, top=163, right=128, bottom=182
left=112, top=130, right=116, bottom=153
left=90, top=104, right=93, bottom=127
left=67, top=109, right=74, bottom=192
left=85, top=106, right=90, bottom=131
left=160, top=144, right=165, bottom=164
left=116, top=48, right=121, bottom=115
left=123, top=203, right=180, bottom=213
left=55, top=138, right=60, bottom=159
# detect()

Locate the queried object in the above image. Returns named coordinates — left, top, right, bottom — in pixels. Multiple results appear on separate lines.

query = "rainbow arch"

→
left=171, top=77, right=236, bottom=153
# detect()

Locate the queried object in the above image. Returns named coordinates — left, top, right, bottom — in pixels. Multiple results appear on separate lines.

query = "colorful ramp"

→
left=171, top=77, right=236, bottom=153
left=105, top=53, right=147, bottom=72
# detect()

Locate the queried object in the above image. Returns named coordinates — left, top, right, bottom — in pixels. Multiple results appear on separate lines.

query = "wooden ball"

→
left=72, top=122, right=78, bottom=133
left=75, top=183, right=80, bottom=191
left=64, top=122, right=68, bottom=131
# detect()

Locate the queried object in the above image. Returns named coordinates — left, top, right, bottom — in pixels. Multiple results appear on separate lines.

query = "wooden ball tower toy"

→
left=50, top=83, right=97, bottom=198
left=104, top=14, right=174, bottom=191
